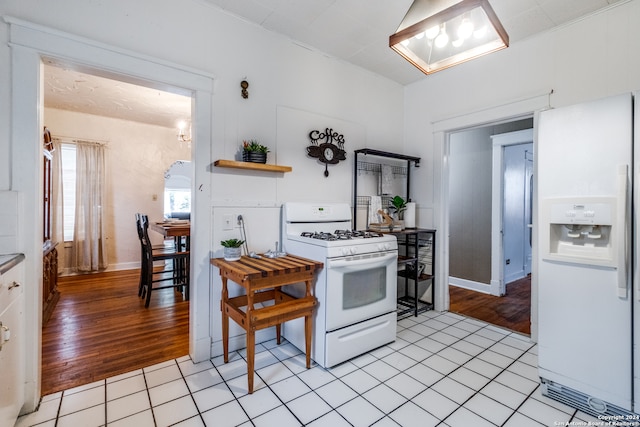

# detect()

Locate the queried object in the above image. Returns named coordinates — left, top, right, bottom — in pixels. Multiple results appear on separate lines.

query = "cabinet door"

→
left=0, top=293, right=25, bottom=426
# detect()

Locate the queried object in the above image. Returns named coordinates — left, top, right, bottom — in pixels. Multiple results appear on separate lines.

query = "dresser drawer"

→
left=0, top=255, right=24, bottom=314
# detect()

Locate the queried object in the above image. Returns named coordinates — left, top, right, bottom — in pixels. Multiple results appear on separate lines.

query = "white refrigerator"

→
left=538, top=92, right=640, bottom=417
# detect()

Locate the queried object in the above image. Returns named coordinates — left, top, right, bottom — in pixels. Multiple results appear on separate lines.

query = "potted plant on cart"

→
left=221, top=238, right=244, bottom=261
left=389, top=195, right=407, bottom=230
left=242, top=139, right=269, bottom=163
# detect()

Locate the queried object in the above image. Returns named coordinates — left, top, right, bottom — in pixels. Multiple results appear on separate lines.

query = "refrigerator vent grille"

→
left=542, top=378, right=633, bottom=419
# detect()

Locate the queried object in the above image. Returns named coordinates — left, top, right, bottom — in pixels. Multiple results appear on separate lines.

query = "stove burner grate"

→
left=300, top=230, right=385, bottom=241
left=300, top=231, right=341, bottom=241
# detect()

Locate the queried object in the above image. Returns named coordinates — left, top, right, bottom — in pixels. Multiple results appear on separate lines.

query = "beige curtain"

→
left=50, top=139, right=65, bottom=273
left=72, top=142, right=108, bottom=272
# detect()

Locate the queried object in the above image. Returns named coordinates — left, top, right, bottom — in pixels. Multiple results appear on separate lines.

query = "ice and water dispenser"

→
left=541, top=197, right=618, bottom=267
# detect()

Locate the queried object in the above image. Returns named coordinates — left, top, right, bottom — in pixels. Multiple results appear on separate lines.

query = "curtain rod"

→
left=52, top=135, right=109, bottom=146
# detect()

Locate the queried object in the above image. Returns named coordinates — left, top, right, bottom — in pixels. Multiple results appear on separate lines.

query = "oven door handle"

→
left=328, top=252, right=397, bottom=268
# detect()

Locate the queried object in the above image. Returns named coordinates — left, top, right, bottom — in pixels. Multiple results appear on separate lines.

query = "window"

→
left=163, top=160, right=191, bottom=218
left=164, top=189, right=191, bottom=218
left=60, top=143, right=76, bottom=241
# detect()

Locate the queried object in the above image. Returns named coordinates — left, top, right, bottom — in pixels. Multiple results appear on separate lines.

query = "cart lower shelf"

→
left=397, top=295, right=433, bottom=317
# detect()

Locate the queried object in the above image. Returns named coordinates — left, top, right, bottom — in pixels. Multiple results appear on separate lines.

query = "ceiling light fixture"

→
left=390, top=0, right=508, bottom=75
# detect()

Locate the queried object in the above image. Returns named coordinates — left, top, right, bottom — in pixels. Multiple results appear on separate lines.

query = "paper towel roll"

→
left=404, top=202, right=416, bottom=228
left=368, top=196, right=382, bottom=226
left=381, top=165, right=393, bottom=194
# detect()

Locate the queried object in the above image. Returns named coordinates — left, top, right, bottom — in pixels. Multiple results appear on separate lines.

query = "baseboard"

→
left=449, top=276, right=491, bottom=294
left=60, top=262, right=140, bottom=276
left=105, top=262, right=140, bottom=272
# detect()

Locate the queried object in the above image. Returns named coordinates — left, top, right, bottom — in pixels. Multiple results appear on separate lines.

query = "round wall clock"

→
left=306, top=128, right=347, bottom=177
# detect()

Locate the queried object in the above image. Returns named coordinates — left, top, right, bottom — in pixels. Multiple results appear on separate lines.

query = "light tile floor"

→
left=16, top=311, right=602, bottom=427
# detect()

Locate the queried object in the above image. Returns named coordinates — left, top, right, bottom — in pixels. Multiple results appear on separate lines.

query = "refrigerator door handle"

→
left=637, top=167, right=640, bottom=301
left=617, top=164, right=628, bottom=298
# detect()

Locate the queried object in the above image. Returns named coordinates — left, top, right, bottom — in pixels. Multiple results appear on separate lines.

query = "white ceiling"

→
left=43, top=62, right=192, bottom=130
left=203, top=0, right=623, bottom=85
left=43, top=0, right=623, bottom=128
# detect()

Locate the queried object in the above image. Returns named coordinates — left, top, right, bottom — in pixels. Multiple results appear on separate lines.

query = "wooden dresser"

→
left=42, top=127, right=59, bottom=325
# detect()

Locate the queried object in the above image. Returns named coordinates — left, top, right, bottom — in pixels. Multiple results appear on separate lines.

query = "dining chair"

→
left=136, top=213, right=190, bottom=307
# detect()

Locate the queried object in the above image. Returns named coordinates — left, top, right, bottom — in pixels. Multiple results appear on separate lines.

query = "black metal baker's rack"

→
left=353, top=149, right=435, bottom=317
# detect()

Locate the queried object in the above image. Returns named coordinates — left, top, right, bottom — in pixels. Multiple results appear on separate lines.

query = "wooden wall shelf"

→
left=214, top=159, right=292, bottom=173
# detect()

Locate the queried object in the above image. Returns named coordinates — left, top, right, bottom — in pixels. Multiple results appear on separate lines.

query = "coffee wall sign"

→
left=306, top=128, right=346, bottom=177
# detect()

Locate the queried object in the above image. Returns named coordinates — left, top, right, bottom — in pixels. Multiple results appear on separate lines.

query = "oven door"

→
left=325, top=250, right=397, bottom=331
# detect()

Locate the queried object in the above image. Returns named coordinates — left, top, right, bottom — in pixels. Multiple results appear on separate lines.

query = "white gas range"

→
left=281, top=202, right=398, bottom=368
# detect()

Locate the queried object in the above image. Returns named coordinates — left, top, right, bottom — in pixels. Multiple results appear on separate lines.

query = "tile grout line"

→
left=53, top=391, right=62, bottom=427
left=141, top=366, right=158, bottom=427
left=174, top=357, right=209, bottom=426
left=104, top=380, right=107, bottom=426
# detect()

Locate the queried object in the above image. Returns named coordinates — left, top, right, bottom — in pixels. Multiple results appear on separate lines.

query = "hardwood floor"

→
left=41, top=269, right=189, bottom=396
left=449, top=275, right=531, bottom=336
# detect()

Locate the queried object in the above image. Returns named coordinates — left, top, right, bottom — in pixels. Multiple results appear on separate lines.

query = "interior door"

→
left=502, top=142, right=533, bottom=285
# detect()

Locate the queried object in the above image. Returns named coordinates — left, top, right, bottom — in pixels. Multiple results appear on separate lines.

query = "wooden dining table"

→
left=150, top=221, right=190, bottom=250
left=150, top=220, right=191, bottom=291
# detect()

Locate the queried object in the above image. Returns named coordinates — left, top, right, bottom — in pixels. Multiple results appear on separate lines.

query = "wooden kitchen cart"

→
left=391, top=228, right=436, bottom=317
left=211, top=254, right=323, bottom=394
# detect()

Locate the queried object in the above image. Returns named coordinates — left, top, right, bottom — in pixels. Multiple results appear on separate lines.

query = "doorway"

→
left=499, top=141, right=533, bottom=286
left=41, top=64, right=193, bottom=393
left=8, top=18, right=213, bottom=411
left=448, top=120, right=533, bottom=335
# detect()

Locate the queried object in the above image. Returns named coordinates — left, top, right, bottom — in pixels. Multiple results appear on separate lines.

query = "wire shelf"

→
left=356, top=160, right=407, bottom=176
left=356, top=195, right=394, bottom=207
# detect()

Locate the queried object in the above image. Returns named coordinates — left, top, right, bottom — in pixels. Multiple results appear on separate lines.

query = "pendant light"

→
left=390, top=0, right=509, bottom=75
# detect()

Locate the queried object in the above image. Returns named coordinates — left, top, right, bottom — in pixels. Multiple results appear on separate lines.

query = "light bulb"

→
left=401, top=39, right=410, bottom=47
left=435, top=25, right=449, bottom=48
left=452, top=39, right=463, bottom=48
left=415, top=31, right=424, bottom=40
left=474, top=26, right=487, bottom=39
left=425, top=25, right=439, bottom=39
left=457, top=18, right=474, bottom=40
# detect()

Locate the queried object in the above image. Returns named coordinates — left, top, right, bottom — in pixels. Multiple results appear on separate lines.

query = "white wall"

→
left=0, top=1, right=405, bottom=194
left=403, top=0, right=640, bottom=332
left=44, top=108, right=190, bottom=271
left=449, top=127, right=493, bottom=285
left=406, top=0, right=640, bottom=208
left=0, top=0, right=406, bottom=405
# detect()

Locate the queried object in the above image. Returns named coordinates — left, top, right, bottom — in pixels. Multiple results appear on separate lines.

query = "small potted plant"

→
left=389, top=195, right=407, bottom=230
left=242, top=139, right=269, bottom=163
left=221, top=238, right=244, bottom=261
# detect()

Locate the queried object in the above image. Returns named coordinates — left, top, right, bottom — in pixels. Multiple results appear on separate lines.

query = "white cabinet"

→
left=0, top=254, right=25, bottom=427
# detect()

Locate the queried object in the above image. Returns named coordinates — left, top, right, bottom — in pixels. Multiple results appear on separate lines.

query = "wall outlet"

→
left=223, top=214, right=233, bottom=230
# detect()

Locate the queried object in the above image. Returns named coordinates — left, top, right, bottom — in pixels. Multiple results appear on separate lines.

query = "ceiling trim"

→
left=4, top=15, right=215, bottom=92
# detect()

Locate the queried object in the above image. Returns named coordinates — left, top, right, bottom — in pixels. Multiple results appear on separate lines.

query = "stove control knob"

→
left=378, top=243, right=389, bottom=251
left=349, top=247, right=357, bottom=255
